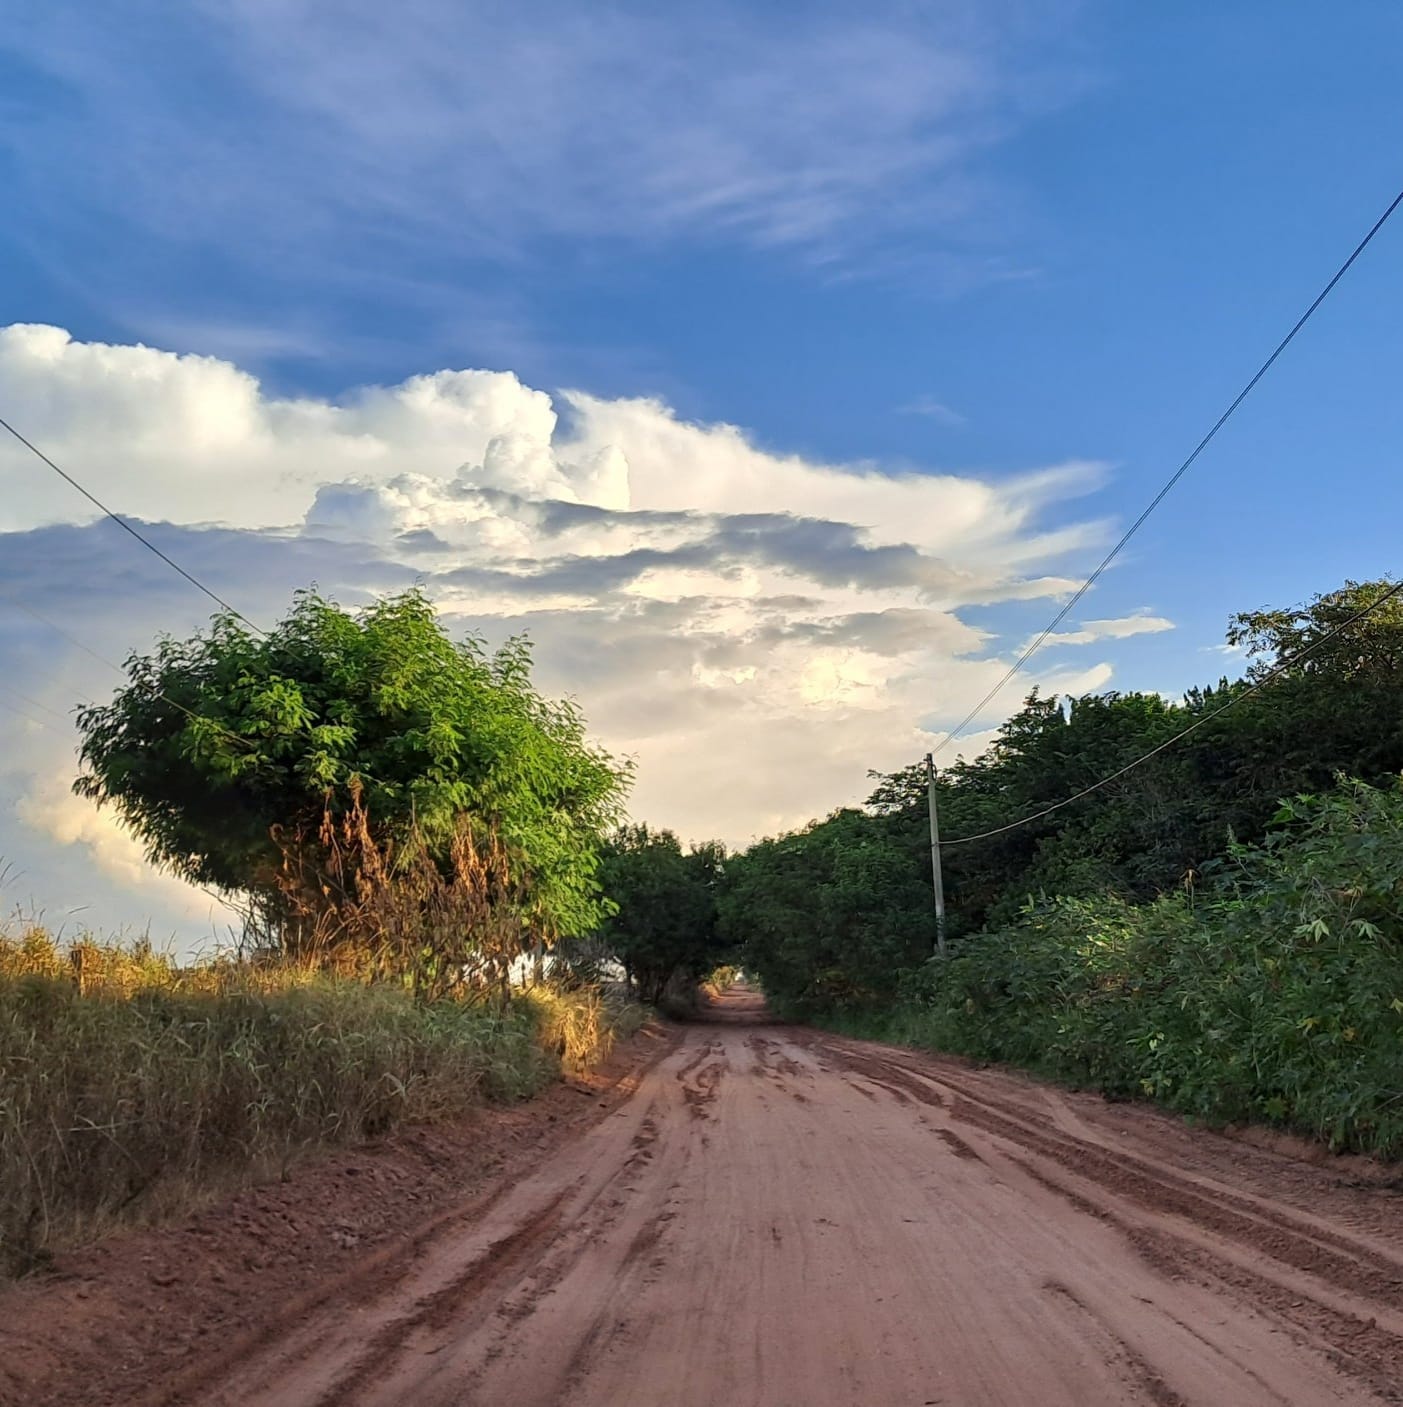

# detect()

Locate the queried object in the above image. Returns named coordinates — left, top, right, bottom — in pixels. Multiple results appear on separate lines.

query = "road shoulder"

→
left=0, top=1020, right=680, bottom=1407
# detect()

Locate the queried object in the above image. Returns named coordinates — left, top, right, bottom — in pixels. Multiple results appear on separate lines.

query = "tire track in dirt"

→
left=824, top=1037, right=1403, bottom=1402
left=1042, top=1279, right=1189, bottom=1407
left=828, top=1040, right=1403, bottom=1307
left=1006, top=1151, right=1403, bottom=1401
left=28, top=990, right=1400, bottom=1407
left=677, top=1042, right=728, bottom=1121
left=188, top=1043, right=685, bottom=1407
left=309, top=1190, right=574, bottom=1406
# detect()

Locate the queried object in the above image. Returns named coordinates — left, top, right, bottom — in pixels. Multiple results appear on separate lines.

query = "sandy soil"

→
left=8, top=989, right=1403, bottom=1406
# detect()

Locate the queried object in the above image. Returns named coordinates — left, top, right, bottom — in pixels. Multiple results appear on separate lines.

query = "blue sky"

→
left=2, top=1, right=1402, bottom=940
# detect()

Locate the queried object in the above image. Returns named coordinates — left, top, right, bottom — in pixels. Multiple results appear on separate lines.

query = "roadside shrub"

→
left=838, top=779, right=1403, bottom=1159
left=702, top=965, right=742, bottom=997
left=523, top=984, right=645, bottom=1073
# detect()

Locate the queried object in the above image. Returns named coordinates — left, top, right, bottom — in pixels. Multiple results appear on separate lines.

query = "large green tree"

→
left=723, top=808, right=937, bottom=1017
left=594, top=825, right=728, bottom=1003
left=75, top=588, right=630, bottom=957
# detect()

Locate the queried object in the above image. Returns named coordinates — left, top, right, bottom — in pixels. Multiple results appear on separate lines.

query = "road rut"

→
left=186, top=988, right=1403, bottom=1406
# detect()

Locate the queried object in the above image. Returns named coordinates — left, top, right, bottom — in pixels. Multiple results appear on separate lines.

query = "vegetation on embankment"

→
left=824, top=781, right=1403, bottom=1157
left=0, top=927, right=642, bottom=1277
left=0, top=584, right=649, bottom=1277
left=720, top=579, right=1403, bottom=1159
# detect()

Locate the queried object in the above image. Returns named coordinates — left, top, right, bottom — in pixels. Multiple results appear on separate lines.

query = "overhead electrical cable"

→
left=931, top=182, right=1403, bottom=762
left=1, top=597, right=275, bottom=918
left=0, top=587, right=130, bottom=677
left=0, top=587, right=259, bottom=754
left=1, top=588, right=393, bottom=791
left=0, top=415, right=266, bottom=635
left=0, top=436, right=393, bottom=783
left=0, top=683, right=72, bottom=727
left=0, top=693, right=67, bottom=736
left=939, top=579, right=1403, bottom=847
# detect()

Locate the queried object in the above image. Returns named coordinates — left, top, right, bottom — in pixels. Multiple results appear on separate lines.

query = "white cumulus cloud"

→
left=0, top=325, right=1147, bottom=936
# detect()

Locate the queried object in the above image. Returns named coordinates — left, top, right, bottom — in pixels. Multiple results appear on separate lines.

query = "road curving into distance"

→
left=185, top=985, right=1403, bottom=1407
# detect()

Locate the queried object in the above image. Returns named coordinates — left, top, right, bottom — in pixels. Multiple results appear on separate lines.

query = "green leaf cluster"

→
left=719, top=809, right=936, bottom=1018
left=883, top=778, right=1403, bottom=1155
left=723, top=577, right=1403, bottom=1152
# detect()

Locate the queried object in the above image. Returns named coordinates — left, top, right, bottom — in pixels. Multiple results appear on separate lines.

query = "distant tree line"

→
left=725, top=578, right=1403, bottom=1015
left=701, top=577, right=1403, bottom=1154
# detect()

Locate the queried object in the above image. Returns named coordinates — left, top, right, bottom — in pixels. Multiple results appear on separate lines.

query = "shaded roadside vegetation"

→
left=2, top=589, right=643, bottom=1277
left=590, top=824, right=728, bottom=1007
left=723, top=579, right=1403, bottom=1158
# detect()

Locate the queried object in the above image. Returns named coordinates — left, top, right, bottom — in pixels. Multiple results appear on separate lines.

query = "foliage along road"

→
left=179, top=986, right=1403, bottom=1407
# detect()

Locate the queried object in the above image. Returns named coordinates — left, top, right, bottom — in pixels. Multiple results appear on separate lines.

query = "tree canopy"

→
left=593, top=825, right=728, bottom=1003
left=75, top=588, right=631, bottom=959
left=725, top=577, right=1403, bottom=1011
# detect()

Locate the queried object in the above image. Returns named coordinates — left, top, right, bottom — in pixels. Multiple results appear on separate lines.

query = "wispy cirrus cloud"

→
left=896, top=395, right=967, bottom=426
left=2, top=1, right=1087, bottom=280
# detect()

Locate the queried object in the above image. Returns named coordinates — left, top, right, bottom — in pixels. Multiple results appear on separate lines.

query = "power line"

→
left=932, top=182, right=1403, bottom=761
left=1, top=598, right=268, bottom=921
left=0, top=436, right=385, bottom=922
left=1, top=588, right=392, bottom=788
left=0, top=415, right=266, bottom=636
left=0, top=693, right=67, bottom=737
left=2, top=587, right=137, bottom=681
left=0, top=683, right=72, bottom=727
left=0, top=587, right=258, bottom=755
left=0, top=453, right=390, bottom=781
left=939, top=579, right=1403, bottom=847
left=0, top=588, right=399, bottom=831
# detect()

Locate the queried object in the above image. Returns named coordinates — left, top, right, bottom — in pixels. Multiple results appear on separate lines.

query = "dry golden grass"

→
left=524, top=984, right=646, bottom=1074
left=0, top=925, right=639, bottom=1277
left=701, top=965, right=742, bottom=998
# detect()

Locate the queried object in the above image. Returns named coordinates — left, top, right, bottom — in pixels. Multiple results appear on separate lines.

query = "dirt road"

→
left=174, top=987, right=1403, bottom=1407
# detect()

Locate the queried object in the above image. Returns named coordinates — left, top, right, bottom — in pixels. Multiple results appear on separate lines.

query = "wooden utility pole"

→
left=925, top=752, right=947, bottom=958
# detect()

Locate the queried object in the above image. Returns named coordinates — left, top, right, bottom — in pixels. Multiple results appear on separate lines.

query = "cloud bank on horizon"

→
left=0, top=323, right=1167, bottom=936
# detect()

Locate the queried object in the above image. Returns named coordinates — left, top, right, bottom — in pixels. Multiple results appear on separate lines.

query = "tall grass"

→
left=0, top=925, right=638, bottom=1276
left=526, top=983, right=645, bottom=1073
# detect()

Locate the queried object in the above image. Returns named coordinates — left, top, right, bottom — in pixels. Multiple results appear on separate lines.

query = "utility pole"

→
left=925, top=752, right=947, bottom=958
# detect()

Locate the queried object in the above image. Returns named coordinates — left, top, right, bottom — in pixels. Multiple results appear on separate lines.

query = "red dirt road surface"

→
left=11, top=987, right=1403, bottom=1406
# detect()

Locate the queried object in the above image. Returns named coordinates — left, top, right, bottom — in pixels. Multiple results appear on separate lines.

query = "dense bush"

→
left=837, top=779, right=1403, bottom=1157
left=593, top=825, right=728, bottom=1003
left=860, top=579, right=1403, bottom=938
left=720, top=808, right=936, bottom=1017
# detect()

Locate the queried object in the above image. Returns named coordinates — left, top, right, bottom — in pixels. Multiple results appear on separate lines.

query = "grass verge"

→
left=1, top=926, right=641, bottom=1277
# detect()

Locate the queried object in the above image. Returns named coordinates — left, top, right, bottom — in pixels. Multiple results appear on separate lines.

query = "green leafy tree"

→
left=594, top=825, right=728, bottom=1003
left=74, top=588, right=630, bottom=960
left=722, top=809, right=936, bottom=1017
left=723, top=576, right=1403, bottom=1019
left=894, top=777, right=1403, bottom=1155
